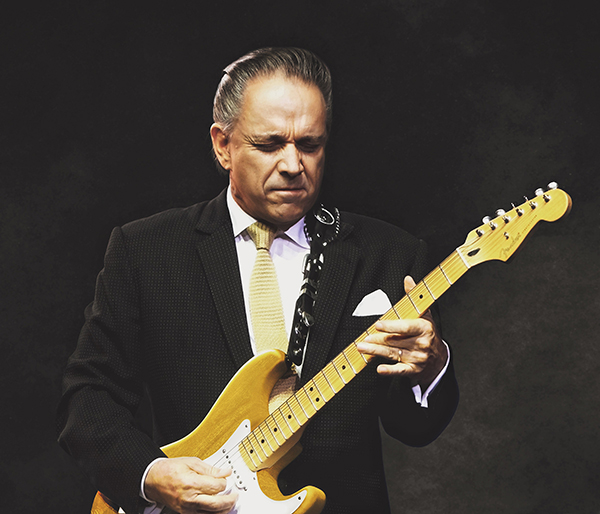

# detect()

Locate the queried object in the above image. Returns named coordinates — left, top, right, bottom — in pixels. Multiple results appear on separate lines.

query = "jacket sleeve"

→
left=57, top=227, right=165, bottom=514
left=378, top=238, right=459, bottom=446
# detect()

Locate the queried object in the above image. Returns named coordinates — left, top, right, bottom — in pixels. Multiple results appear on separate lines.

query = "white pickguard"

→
left=203, top=420, right=306, bottom=514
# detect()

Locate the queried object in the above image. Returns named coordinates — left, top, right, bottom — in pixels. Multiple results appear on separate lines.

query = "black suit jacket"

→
left=58, top=189, right=458, bottom=514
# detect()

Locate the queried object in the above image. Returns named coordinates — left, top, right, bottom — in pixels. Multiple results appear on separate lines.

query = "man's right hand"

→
left=144, top=457, right=238, bottom=513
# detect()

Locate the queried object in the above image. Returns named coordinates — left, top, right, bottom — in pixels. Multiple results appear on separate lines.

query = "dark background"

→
left=2, top=1, right=599, bottom=512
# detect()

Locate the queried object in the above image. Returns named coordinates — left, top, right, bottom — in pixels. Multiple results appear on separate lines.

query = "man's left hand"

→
left=356, top=276, right=447, bottom=390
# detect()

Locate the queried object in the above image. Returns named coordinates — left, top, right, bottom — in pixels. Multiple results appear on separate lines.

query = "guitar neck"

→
left=238, top=186, right=571, bottom=470
left=239, top=249, right=469, bottom=469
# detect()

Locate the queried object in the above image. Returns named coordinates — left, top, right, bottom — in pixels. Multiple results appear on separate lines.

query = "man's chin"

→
left=264, top=205, right=311, bottom=230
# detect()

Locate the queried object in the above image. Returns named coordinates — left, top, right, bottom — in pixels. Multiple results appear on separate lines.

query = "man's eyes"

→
left=297, top=142, right=322, bottom=153
left=253, top=142, right=321, bottom=153
left=254, top=143, right=280, bottom=152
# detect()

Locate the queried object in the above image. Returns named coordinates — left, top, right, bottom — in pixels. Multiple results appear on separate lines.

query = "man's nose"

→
left=278, top=144, right=304, bottom=176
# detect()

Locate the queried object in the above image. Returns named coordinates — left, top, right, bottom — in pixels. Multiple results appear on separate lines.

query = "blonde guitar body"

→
left=91, top=350, right=326, bottom=514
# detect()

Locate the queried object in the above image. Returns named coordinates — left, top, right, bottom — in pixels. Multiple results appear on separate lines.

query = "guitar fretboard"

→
left=237, top=249, right=470, bottom=470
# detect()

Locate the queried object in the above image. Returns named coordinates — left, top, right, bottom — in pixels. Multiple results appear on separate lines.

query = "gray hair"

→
left=213, top=47, right=333, bottom=137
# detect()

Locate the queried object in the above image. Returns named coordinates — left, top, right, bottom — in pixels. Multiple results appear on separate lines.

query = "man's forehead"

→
left=241, top=74, right=326, bottom=113
left=230, top=77, right=327, bottom=140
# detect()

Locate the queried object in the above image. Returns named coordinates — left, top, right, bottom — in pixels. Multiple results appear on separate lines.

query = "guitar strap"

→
left=286, top=203, right=340, bottom=369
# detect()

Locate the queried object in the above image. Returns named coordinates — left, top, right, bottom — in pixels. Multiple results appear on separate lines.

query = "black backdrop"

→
left=3, top=1, right=599, bottom=512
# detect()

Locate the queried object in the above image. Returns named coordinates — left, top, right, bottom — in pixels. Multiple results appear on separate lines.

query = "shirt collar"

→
left=226, top=185, right=310, bottom=249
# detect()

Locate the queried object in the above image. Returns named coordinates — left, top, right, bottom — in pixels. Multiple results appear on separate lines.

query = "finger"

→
left=373, top=318, right=434, bottom=338
left=191, top=492, right=238, bottom=513
left=376, top=362, right=413, bottom=376
left=404, top=275, right=417, bottom=293
left=187, top=457, right=232, bottom=478
left=356, top=341, right=403, bottom=361
left=199, top=475, right=231, bottom=496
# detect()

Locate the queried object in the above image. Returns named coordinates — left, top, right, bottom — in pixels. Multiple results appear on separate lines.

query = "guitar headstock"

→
left=458, top=183, right=572, bottom=267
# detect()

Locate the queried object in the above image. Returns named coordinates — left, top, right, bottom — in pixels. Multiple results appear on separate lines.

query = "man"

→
left=58, top=47, right=458, bottom=514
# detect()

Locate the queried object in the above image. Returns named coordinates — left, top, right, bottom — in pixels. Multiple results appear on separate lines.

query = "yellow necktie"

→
left=246, top=222, right=298, bottom=412
left=246, top=222, right=288, bottom=353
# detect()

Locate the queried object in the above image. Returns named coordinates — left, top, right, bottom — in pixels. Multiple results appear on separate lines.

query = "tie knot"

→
left=246, top=222, right=276, bottom=250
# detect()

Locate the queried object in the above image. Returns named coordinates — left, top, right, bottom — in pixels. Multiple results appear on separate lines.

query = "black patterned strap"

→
left=286, top=204, right=340, bottom=367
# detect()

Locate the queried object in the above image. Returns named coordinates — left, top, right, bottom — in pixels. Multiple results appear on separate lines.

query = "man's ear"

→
left=210, top=124, right=231, bottom=170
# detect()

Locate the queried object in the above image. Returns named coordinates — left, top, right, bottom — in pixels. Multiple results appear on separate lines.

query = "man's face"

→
left=211, top=73, right=327, bottom=230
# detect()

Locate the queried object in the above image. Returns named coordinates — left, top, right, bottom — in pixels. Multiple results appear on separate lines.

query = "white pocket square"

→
left=352, top=289, right=393, bottom=317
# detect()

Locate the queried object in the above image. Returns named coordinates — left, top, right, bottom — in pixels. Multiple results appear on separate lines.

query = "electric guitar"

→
left=91, top=184, right=572, bottom=514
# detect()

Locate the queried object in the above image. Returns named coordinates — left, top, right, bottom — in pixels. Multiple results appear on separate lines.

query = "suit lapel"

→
left=194, top=191, right=254, bottom=369
left=300, top=220, right=360, bottom=384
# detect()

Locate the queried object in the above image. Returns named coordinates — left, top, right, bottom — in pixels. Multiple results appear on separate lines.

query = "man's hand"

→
left=356, top=276, right=447, bottom=390
left=144, top=457, right=237, bottom=514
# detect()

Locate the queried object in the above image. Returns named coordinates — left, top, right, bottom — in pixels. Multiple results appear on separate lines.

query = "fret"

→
left=304, top=379, right=327, bottom=409
left=341, top=349, right=358, bottom=374
left=332, top=352, right=355, bottom=383
left=422, top=278, right=436, bottom=300
left=247, top=431, right=267, bottom=463
left=422, top=270, right=448, bottom=298
left=380, top=306, right=400, bottom=321
left=272, top=409, right=294, bottom=438
left=313, top=372, right=336, bottom=401
left=287, top=392, right=310, bottom=423
left=256, top=423, right=276, bottom=453
left=240, top=438, right=260, bottom=469
left=344, top=344, right=369, bottom=373
left=408, top=281, right=435, bottom=312
left=264, top=415, right=287, bottom=445
left=439, top=265, right=452, bottom=285
left=441, top=252, right=468, bottom=283
left=278, top=402, right=302, bottom=431
left=297, top=387, right=319, bottom=415
left=405, top=291, right=420, bottom=315
left=323, top=362, right=344, bottom=391
left=321, top=366, right=339, bottom=394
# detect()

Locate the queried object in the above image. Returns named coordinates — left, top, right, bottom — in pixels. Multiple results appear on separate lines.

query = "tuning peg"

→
left=547, top=181, right=558, bottom=190
left=495, top=209, right=506, bottom=216
left=535, top=188, right=544, bottom=196
left=482, top=215, right=497, bottom=230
